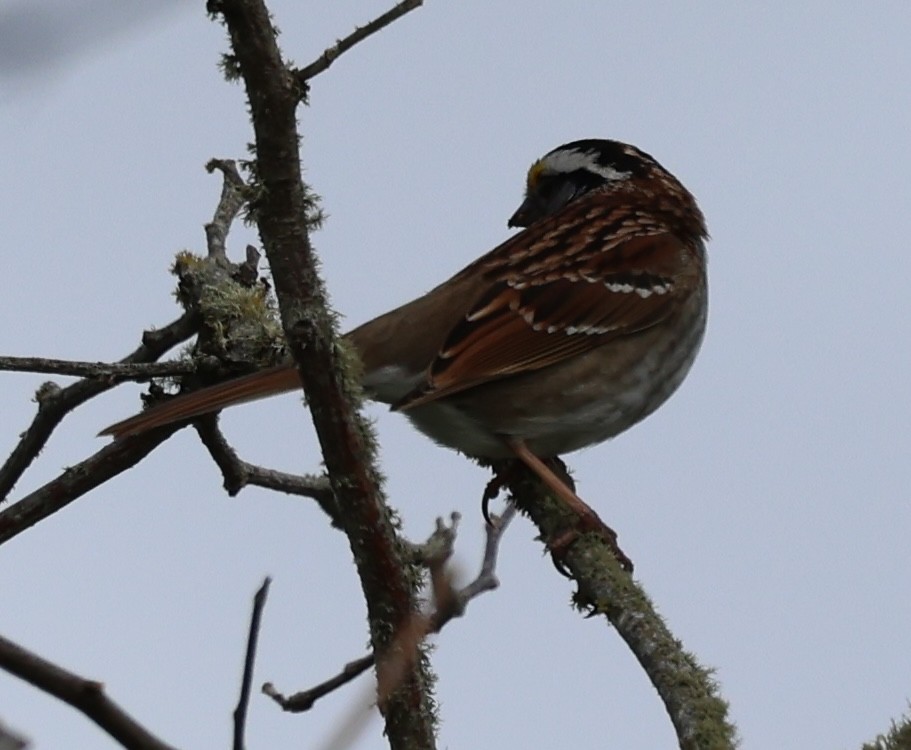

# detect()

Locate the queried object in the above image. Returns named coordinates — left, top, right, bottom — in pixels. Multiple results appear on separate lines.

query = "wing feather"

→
left=397, top=223, right=694, bottom=410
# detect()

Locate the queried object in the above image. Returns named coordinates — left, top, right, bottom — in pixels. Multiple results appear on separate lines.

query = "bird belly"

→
left=405, top=400, right=515, bottom=458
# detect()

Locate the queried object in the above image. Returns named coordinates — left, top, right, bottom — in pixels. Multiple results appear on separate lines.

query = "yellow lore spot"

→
left=526, top=159, right=546, bottom=191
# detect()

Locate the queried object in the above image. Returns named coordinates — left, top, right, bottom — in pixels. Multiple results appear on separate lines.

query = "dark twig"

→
left=0, top=356, right=196, bottom=381
left=205, top=158, right=247, bottom=262
left=0, top=311, right=198, bottom=503
left=233, top=577, right=272, bottom=750
left=295, top=0, right=424, bottom=83
left=0, top=633, right=178, bottom=750
left=194, top=417, right=341, bottom=525
left=264, top=510, right=514, bottom=714
left=261, top=655, right=374, bottom=714
left=236, top=245, right=263, bottom=287
left=0, top=427, right=181, bottom=546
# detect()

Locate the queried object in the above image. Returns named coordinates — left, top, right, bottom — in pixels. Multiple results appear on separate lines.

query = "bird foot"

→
left=546, top=510, right=634, bottom=575
left=482, top=454, right=634, bottom=575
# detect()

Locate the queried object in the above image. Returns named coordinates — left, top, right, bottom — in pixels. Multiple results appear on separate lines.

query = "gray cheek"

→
left=544, top=180, right=583, bottom=217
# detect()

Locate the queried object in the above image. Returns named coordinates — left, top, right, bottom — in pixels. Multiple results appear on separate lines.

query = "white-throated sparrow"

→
left=103, top=139, right=709, bottom=569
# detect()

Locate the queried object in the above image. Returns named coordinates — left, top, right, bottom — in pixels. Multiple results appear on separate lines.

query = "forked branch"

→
left=263, top=508, right=515, bottom=714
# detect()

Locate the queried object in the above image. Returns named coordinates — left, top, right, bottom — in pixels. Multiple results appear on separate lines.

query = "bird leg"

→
left=504, top=438, right=633, bottom=573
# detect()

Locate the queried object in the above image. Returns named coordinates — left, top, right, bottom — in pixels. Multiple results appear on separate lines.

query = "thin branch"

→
left=233, top=577, right=272, bottom=750
left=0, top=356, right=196, bottom=381
left=432, top=504, right=515, bottom=617
left=205, top=158, right=247, bottom=262
left=0, top=633, right=178, bottom=750
left=261, top=656, right=374, bottom=714
left=0, top=311, right=198, bottom=503
left=295, top=0, right=424, bottom=83
left=0, top=427, right=181, bottom=546
left=264, top=509, right=515, bottom=713
left=302, top=511, right=513, bottom=750
left=501, top=468, right=739, bottom=750
left=212, top=1, right=435, bottom=746
left=193, top=418, right=341, bottom=527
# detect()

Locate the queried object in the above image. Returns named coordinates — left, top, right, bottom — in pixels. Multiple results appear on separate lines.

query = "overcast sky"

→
left=1, top=2, right=910, bottom=749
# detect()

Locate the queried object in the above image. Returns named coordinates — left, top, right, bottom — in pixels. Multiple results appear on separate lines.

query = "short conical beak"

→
left=508, top=196, right=537, bottom=228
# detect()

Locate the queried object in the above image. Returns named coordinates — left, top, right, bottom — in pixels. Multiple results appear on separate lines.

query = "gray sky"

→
left=1, top=2, right=909, bottom=748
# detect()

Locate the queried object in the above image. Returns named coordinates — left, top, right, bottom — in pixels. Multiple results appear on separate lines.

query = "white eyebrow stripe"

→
left=540, top=148, right=631, bottom=181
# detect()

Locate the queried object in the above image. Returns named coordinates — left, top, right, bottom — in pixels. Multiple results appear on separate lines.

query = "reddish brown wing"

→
left=396, top=196, right=694, bottom=410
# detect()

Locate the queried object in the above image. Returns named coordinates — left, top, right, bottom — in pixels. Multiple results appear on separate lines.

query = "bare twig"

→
left=264, top=509, right=515, bottom=714
left=0, top=153, right=257, bottom=518
left=0, top=633, right=178, bottom=750
left=0, top=427, right=182, bottom=546
left=314, top=511, right=513, bottom=750
left=236, top=245, right=263, bottom=287
left=211, top=1, right=435, bottom=746
left=295, top=0, right=424, bottom=83
left=262, top=655, right=374, bottom=713
left=430, top=504, right=515, bottom=625
left=205, top=158, right=247, bottom=262
left=194, top=417, right=341, bottom=526
left=0, top=311, right=198, bottom=503
left=233, top=577, right=272, bottom=750
left=403, top=512, right=460, bottom=567
left=0, top=356, right=196, bottom=381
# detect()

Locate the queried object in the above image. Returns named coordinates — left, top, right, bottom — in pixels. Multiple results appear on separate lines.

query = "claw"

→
left=481, top=484, right=496, bottom=527
left=481, top=461, right=515, bottom=526
left=548, top=521, right=634, bottom=575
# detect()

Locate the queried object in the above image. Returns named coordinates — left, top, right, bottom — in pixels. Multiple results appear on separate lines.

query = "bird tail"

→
left=99, top=365, right=300, bottom=439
